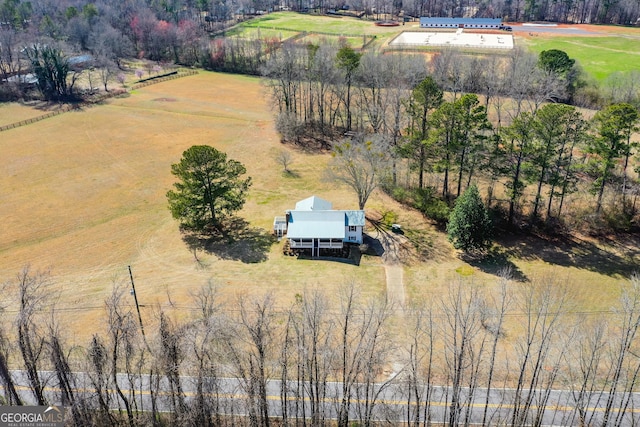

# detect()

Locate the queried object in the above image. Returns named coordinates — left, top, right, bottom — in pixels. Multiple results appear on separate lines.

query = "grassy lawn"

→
left=0, top=72, right=390, bottom=342
left=522, top=35, right=640, bottom=81
left=233, top=11, right=406, bottom=38
left=224, top=26, right=299, bottom=40
left=231, top=12, right=640, bottom=83
left=1, top=74, right=638, bottom=342
left=298, top=33, right=371, bottom=48
left=0, top=101, right=69, bottom=127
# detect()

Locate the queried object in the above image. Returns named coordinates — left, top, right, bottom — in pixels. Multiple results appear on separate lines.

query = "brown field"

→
left=0, top=101, right=70, bottom=127
left=0, top=72, right=391, bottom=343
left=1, top=71, right=638, bottom=346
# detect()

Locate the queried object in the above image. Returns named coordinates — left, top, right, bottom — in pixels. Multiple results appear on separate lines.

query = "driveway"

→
left=365, top=225, right=409, bottom=308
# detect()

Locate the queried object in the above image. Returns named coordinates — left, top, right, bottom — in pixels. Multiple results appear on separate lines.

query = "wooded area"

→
left=265, top=43, right=640, bottom=231
left=1, top=0, right=639, bottom=101
left=4, top=2, right=637, bottom=229
left=2, top=267, right=640, bottom=426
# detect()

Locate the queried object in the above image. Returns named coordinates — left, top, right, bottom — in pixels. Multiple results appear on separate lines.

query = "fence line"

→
left=0, top=69, right=199, bottom=133
left=245, top=24, right=368, bottom=38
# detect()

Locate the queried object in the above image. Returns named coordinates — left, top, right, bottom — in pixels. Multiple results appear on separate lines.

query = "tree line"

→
left=2, top=266, right=640, bottom=426
left=264, top=42, right=640, bottom=231
left=2, top=0, right=640, bottom=100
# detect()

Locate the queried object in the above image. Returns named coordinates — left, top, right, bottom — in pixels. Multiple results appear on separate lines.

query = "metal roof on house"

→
left=68, top=54, right=93, bottom=65
left=295, top=195, right=333, bottom=211
left=345, top=210, right=365, bottom=226
left=420, top=17, right=502, bottom=24
left=287, top=211, right=345, bottom=239
left=5, top=73, right=38, bottom=84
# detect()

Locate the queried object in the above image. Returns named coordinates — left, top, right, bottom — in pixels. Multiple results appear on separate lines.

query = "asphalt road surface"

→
left=5, top=370, right=640, bottom=425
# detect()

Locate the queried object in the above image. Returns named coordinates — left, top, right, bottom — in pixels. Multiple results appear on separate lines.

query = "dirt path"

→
left=366, top=224, right=409, bottom=308
left=367, top=225, right=410, bottom=377
left=384, top=264, right=405, bottom=307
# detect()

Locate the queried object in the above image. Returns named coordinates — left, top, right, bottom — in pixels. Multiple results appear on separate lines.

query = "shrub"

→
left=384, top=185, right=450, bottom=224
left=414, top=187, right=450, bottom=224
left=276, top=112, right=304, bottom=143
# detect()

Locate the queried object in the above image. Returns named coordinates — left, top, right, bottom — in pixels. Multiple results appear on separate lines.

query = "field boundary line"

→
left=0, top=69, right=199, bottom=133
left=243, top=23, right=369, bottom=38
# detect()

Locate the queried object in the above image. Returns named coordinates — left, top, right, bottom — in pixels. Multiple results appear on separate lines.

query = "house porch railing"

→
left=289, top=239, right=344, bottom=249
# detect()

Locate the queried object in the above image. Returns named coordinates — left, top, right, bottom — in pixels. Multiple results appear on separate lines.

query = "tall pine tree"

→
left=447, top=185, right=493, bottom=254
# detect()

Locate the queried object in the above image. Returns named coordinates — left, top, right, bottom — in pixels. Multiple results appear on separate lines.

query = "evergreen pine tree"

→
left=447, top=185, right=492, bottom=254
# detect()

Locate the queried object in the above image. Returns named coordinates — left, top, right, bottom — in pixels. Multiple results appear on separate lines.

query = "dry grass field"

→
left=0, top=72, right=392, bottom=343
left=0, top=101, right=69, bottom=127
left=1, top=71, right=638, bottom=346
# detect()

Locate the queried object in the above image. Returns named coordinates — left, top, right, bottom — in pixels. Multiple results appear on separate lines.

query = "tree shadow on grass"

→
left=462, top=247, right=529, bottom=282
left=365, top=220, right=428, bottom=264
left=182, top=217, right=276, bottom=264
left=282, top=169, right=301, bottom=179
left=495, top=231, right=640, bottom=278
left=363, top=210, right=452, bottom=266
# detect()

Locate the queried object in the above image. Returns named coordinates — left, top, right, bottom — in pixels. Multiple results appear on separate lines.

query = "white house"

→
left=277, top=196, right=365, bottom=257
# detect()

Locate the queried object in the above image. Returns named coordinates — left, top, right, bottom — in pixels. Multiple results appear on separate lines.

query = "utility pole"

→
left=128, top=265, right=147, bottom=343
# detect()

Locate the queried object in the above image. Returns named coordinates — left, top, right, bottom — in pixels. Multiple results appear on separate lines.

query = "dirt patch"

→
left=153, top=97, right=177, bottom=102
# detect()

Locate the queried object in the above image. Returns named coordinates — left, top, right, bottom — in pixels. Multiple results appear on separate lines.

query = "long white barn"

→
left=276, top=196, right=365, bottom=257
left=419, top=17, right=503, bottom=28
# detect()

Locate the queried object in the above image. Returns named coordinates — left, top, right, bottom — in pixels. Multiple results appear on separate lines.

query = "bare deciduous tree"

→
left=0, top=278, right=21, bottom=405
left=227, top=293, right=277, bottom=427
left=286, top=289, right=335, bottom=425
left=326, top=135, right=392, bottom=210
left=600, top=274, right=640, bottom=427
left=275, top=149, right=293, bottom=173
left=564, top=315, right=607, bottom=426
left=404, top=302, right=436, bottom=426
left=509, top=278, right=572, bottom=426
left=104, top=285, right=142, bottom=427
left=185, top=283, right=226, bottom=427
left=49, top=320, right=91, bottom=425
left=15, top=266, right=51, bottom=406
left=439, top=280, right=487, bottom=427
left=86, top=334, right=115, bottom=425
left=334, top=283, right=394, bottom=427
left=157, top=311, right=187, bottom=422
left=480, top=269, right=512, bottom=427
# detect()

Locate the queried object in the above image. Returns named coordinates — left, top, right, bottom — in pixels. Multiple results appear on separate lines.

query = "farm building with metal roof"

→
left=419, top=17, right=503, bottom=28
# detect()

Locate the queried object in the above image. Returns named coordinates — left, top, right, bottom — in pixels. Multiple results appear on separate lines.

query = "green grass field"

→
left=298, top=33, right=369, bottom=48
left=236, top=11, right=402, bottom=36
left=522, top=35, right=640, bottom=81
left=224, top=26, right=299, bottom=40
left=229, top=12, right=640, bottom=82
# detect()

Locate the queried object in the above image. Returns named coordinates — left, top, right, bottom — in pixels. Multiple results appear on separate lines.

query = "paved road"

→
left=5, top=370, right=640, bottom=425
